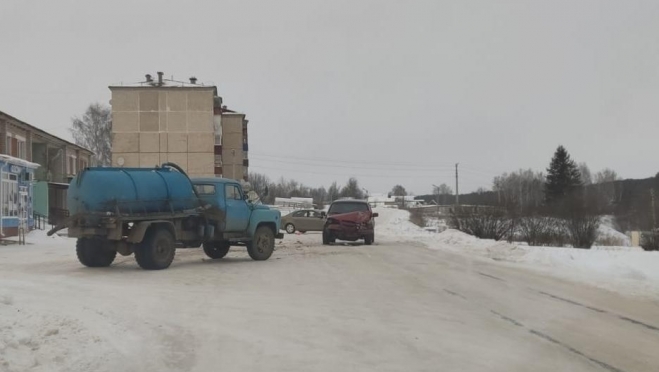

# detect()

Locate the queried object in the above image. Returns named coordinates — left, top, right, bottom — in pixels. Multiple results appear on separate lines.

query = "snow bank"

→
left=374, top=207, right=659, bottom=297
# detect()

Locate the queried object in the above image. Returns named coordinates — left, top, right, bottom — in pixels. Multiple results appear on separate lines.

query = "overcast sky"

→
left=1, top=0, right=658, bottom=195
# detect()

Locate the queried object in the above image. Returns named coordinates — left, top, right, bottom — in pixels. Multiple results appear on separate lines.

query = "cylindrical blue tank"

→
left=67, top=166, right=200, bottom=216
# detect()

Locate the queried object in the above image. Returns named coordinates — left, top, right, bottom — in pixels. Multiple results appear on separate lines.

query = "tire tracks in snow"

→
left=489, top=310, right=626, bottom=372
left=536, top=290, right=659, bottom=333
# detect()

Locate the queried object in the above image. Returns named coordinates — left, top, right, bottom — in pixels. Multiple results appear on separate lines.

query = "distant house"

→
left=368, top=194, right=423, bottom=207
left=0, top=110, right=93, bottom=234
left=367, top=194, right=397, bottom=207
left=274, top=197, right=314, bottom=209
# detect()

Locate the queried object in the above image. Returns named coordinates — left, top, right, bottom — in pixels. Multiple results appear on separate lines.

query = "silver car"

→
left=281, top=209, right=325, bottom=234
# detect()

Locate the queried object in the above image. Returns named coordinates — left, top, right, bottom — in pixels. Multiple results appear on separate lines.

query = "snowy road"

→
left=2, top=228, right=659, bottom=371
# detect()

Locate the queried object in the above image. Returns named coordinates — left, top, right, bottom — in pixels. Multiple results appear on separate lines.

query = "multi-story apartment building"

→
left=213, top=107, right=249, bottom=181
left=0, top=110, right=93, bottom=234
left=111, top=72, right=249, bottom=181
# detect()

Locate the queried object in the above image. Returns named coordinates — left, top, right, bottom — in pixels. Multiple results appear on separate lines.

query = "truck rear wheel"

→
left=203, top=241, right=231, bottom=259
left=247, top=226, right=274, bottom=261
left=134, top=228, right=176, bottom=270
left=76, top=237, right=117, bottom=267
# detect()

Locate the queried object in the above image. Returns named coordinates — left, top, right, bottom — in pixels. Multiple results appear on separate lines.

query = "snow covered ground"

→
left=2, top=211, right=659, bottom=371
left=374, top=207, right=659, bottom=298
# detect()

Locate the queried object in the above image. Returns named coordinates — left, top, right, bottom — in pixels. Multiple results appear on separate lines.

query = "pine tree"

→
left=545, top=145, right=582, bottom=203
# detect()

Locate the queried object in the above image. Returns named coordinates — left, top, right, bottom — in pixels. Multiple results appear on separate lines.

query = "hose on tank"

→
left=160, top=162, right=203, bottom=205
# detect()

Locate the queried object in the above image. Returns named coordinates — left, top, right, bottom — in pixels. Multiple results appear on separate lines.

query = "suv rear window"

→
left=328, top=202, right=369, bottom=215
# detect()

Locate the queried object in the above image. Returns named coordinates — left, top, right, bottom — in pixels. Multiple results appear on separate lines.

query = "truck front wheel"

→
left=203, top=241, right=231, bottom=259
left=76, top=237, right=117, bottom=267
left=135, top=228, right=176, bottom=270
left=247, top=226, right=274, bottom=261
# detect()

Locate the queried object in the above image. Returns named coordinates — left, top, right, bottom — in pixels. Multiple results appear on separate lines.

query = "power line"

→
left=249, top=165, right=476, bottom=179
left=250, top=152, right=503, bottom=177
left=249, top=155, right=458, bottom=172
left=249, top=151, right=459, bottom=167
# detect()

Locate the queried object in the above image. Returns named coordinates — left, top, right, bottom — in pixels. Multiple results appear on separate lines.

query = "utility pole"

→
left=455, top=163, right=460, bottom=206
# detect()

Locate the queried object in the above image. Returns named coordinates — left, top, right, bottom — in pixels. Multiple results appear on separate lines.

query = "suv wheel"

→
left=323, top=228, right=335, bottom=245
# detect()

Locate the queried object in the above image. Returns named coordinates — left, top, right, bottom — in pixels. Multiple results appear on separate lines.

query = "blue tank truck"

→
left=47, top=163, right=284, bottom=270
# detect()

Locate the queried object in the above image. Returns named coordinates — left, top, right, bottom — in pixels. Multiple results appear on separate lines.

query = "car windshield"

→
left=328, top=202, right=369, bottom=215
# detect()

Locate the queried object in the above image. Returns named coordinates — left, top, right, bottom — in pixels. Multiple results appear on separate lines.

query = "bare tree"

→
left=449, top=207, right=512, bottom=241
left=327, top=182, right=340, bottom=202
left=594, top=168, right=620, bottom=184
left=555, top=191, right=601, bottom=249
left=247, top=172, right=271, bottom=199
left=340, top=178, right=365, bottom=199
left=433, top=183, right=453, bottom=195
left=517, top=216, right=565, bottom=246
left=492, top=169, right=544, bottom=211
left=391, top=184, right=407, bottom=196
left=593, top=168, right=622, bottom=205
left=70, top=103, right=112, bottom=166
left=578, top=162, right=592, bottom=185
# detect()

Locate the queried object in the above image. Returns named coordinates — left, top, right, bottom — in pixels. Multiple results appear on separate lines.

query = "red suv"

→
left=322, top=199, right=378, bottom=245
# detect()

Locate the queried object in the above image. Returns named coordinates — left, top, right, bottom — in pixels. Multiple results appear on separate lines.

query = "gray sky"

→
left=2, top=0, right=658, bottom=195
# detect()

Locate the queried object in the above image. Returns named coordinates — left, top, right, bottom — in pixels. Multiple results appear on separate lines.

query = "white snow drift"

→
left=374, top=207, right=659, bottom=298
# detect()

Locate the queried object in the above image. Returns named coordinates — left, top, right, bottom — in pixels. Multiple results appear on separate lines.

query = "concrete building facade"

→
left=0, top=110, right=94, bottom=231
left=111, top=73, right=249, bottom=181
left=110, top=75, right=216, bottom=178
left=214, top=109, right=249, bottom=181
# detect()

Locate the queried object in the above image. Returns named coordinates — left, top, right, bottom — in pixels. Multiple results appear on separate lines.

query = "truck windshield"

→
left=194, top=184, right=216, bottom=195
left=328, top=202, right=369, bottom=215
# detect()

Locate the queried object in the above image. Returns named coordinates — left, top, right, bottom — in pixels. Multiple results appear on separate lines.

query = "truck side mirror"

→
left=243, top=194, right=249, bottom=200
left=372, top=213, right=379, bottom=218
left=321, top=211, right=327, bottom=218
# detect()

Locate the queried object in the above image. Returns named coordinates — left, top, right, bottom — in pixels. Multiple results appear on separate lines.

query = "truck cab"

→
left=191, top=178, right=284, bottom=258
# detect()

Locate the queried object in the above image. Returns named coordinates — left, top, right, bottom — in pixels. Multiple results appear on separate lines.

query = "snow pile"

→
left=375, top=207, right=659, bottom=297
left=435, top=229, right=482, bottom=246
left=596, top=216, right=631, bottom=247
left=375, top=207, right=435, bottom=239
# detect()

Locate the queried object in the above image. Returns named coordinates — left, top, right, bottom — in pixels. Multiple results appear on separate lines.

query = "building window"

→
left=80, top=158, right=88, bottom=170
left=1, top=173, right=19, bottom=218
left=17, top=141, right=26, bottom=159
left=67, top=155, right=77, bottom=175
left=5, top=134, right=26, bottom=159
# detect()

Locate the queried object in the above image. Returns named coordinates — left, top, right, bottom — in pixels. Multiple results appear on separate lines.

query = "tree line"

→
left=448, top=145, right=659, bottom=250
